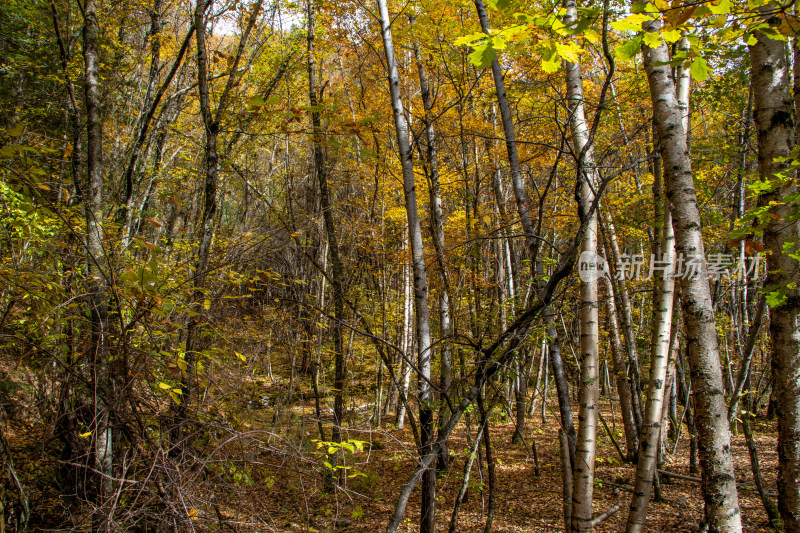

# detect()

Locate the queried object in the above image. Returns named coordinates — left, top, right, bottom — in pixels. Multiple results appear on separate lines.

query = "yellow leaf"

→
left=662, top=29, right=682, bottom=43
left=172, top=388, right=183, bottom=394
left=5, top=123, right=23, bottom=137
left=235, top=351, right=247, bottom=362
left=188, top=508, right=199, bottom=520
left=79, top=431, right=92, bottom=438
left=643, top=31, right=662, bottom=48
left=555, top=42, right=582, bottom=63
left=158, top=382, right=171, bottom=390
left=203, top=299, right=211, bottom=310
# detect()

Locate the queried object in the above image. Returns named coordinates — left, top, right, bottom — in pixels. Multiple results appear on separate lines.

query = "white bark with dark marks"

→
left=643, top=17, right=741, bottom=533
left=376, top=3, right=435, bottom=531
left=750, top=7, right=800, bottom=530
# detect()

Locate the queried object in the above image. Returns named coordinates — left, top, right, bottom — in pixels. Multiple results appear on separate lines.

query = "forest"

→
left=0, top=0, right=799, bottom=531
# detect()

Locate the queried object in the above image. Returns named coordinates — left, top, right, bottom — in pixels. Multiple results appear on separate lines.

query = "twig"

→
left=590, top=503, right=620, bottom=527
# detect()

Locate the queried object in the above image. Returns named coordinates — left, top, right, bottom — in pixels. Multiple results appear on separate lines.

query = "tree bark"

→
left=410, top=18, right=453, bottom=468
left=626, top=200, right=676, bottom=532
left=82, top=0, right=113, bottom=508
left=643, top=17, right=741, bottom=532
left=563, top=1, right=603, bottom=529
left=602, top=272, right=639, bottom=462
left=750, top=8, right=800, bottom=530
left=376, top=3, right=435, bottom=531
left=307, top=0, right=346, bottom=447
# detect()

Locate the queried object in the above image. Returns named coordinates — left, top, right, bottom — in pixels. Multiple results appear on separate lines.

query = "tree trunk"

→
left=602, top=211, right=644, bottom=434
left=178, top=0, right=262, bottom=438
left=626, top=200, right=676, bottom=532
left=376, top=3, right=435, bottom=531
left=563, top=1, right=602, bottom=528
left=396, top=243, right=414, bottom=429
left=602, top=272, right=639, bottom=462
left=308, top=0, right=345, bottom=447
left=643, top=17, right=741, bottom=532
left=750, top=8, right=800, bottom=530
left=82, top=0, right=113, bottom=509
left=410, top=19, right=453, bottom=468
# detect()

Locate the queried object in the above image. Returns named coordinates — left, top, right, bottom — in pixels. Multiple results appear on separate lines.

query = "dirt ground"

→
left=4, top=390, right=778, bottom=532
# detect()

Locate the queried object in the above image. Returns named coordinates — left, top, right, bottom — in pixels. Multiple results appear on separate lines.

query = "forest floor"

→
left=3, top=375, right=779, bottom=532
left=198, top=394, right=779, bottom=533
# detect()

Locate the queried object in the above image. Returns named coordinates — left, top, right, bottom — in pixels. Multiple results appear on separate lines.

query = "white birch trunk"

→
left=563, top=1, right=601, bottom=529
left=643, top=17, right=741, bottom=533
left=626, top=203, right=676, bottom=532
left=750, top=7, right=800, bottom=529
left=376, top=3, right=435, bottom=530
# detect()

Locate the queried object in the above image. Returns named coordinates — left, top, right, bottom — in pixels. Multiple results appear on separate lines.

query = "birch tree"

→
left=750, top=6, right=800, bottom=530
left=563, top=1, right=604, bottom=528
left=82, top=0, right=113, bottom=508
left=376, top=2, right=436, bottom=530
left=642, top=15, right=741, bottom=533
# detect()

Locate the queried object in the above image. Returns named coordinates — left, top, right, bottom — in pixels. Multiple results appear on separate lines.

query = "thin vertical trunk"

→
left=397, top=246, right=414, bottom=429
left=602, top=212, right=644, bottom=433
left=449, top=425, right=483, bottom=533
left=410, top=19, right=453, bottom=467
left=475, top=0, right=575, bottom=461
left=308, top=0, right=345, bottom=446
left=478, top=390, right=496, bottom=533
left=743, top=409, right=783, bottom=531
left=750, top=8, right=800, bottom=530
left=82, top=0, right=113, bottom=507
left=560, top=428, right=574, bottom=533
left=626, top=200, right=676, bottom=532
left=512, top=347, right=529, bottom=444
left=602, top=273, right=639, bottom=461
left=472, top=0, right=536, bottom=253
left=676, top=346, right=700, bottom=473
left=643, top=17, right=742, bottom=532
left=179, top=0, right=262, bottom=434
left=376, top=4, right=435, bottom=531
left=563, top=0, right=604, bottom=528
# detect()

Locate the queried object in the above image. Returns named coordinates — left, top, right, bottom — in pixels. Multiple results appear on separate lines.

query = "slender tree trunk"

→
left=376, top=3, right=435, bottom=531
left=563, top=1, right=603, bottom=528
left=560, top=428, right=574, bottom=533
left=750, top=8, right=800, bottom=530
left=512, top=348, right=529, bottom=444
left=602, top=211, right=644, bottom=433
left=397, top=245, right=414, bottom=428
left=178, top=0, right=261, bottom=436
left=472, top=0, right=536, bottom=252
left=626, top=200, right=676, bottom=532
left=449, top=425, right=483, bottom=533
left=643, top=17, right=742, bottom=532
left=410, top=19, right=453, bottom=468
left=743, top=394, right=783, bottom=531
left=308, top=0, right=345, bottom=447
left=676, top=346, right=700, bottom=473
left=478, top=390, right=496, bottom=533
left=602, top=272, right=638, bottom=461
left=82, top=0, right=113, bottom=508
left=475, top=0, right=576, bottom=462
